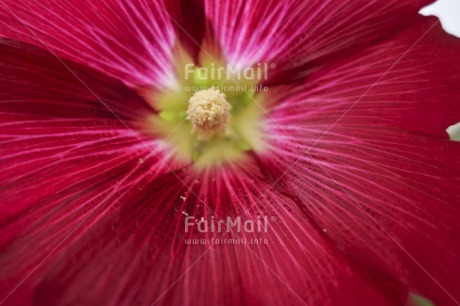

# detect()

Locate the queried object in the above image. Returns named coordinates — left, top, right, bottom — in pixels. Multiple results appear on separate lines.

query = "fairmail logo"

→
left=184, top=216, right=270, bottom=233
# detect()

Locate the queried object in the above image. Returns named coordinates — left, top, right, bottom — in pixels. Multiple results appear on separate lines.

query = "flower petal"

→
left=0, top=39, right=174, bottom=303
left=164, top=0, right=206, bottom=61
left=262, top=18, right=460, bottom=301
left=0, top=0, right=176, bottom=88
left=204, top=0, right=432, bottom=80
left=263, top=127, right=460, bottom=305
left=23, top=168, right=397, bottom=306
left=266, top=17, right=460, bottom=138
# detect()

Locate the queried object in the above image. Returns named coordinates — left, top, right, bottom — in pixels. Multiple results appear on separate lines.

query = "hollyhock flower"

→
left=1, top=0, right=460, bottom=305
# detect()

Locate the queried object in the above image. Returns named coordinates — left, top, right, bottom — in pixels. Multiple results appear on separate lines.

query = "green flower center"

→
left=145, top=47, right=266, bottom=169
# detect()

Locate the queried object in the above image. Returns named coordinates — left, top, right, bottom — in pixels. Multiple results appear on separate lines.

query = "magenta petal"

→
left=165, top=0, right=206, bottom=61
left=258, top=18, right=460, bottom=306
left=259, top=18, right=460, bottom=306
left=205, top=0, right=432, bottom=76
left=0, top=40, right=174, bottom=304
left=0, top=39, right=153, bottom=121
left=0, top=0, right=175, bottom=88
left=267, top=17, right=460, bottom=138
left=263, top=118, right=460, bottom=304
left=22, top=168, right=398, bottom=306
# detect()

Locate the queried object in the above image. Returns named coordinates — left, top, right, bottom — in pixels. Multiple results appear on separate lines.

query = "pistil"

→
left=186, top=88, right=231, bottom=139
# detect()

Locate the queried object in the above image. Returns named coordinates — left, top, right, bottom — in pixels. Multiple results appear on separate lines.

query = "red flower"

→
left=0, top=1, right=459, bottom=305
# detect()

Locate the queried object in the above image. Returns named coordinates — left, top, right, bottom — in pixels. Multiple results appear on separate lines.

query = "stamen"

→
left=186, top=88, right=231, bottom=139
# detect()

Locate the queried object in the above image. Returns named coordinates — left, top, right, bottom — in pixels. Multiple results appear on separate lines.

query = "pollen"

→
left=186, top=88, right=231, bottom=139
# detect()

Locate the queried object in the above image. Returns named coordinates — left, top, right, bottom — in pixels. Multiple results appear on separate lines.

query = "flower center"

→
left=145, top=47, right=267, bottom=169
left=186, top=88, right=231, bottom=140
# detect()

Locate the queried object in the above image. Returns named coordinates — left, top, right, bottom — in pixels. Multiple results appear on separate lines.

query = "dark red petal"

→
left=258, top=18, right=460, bottom=306
left=0, top=39, right=153, bottom=121
left=205, top=0, right=433, bottom=83
left=164, top=0, right=206, bottom=62
left=24, top=168, right=396, bottom=306
left=277, top=131, right=460, bottom=305
left=0, top=40, right=174, bottom=304
left=266, top=17, right=460, bottom=138
left=0, top=0, right=175, bottom=88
